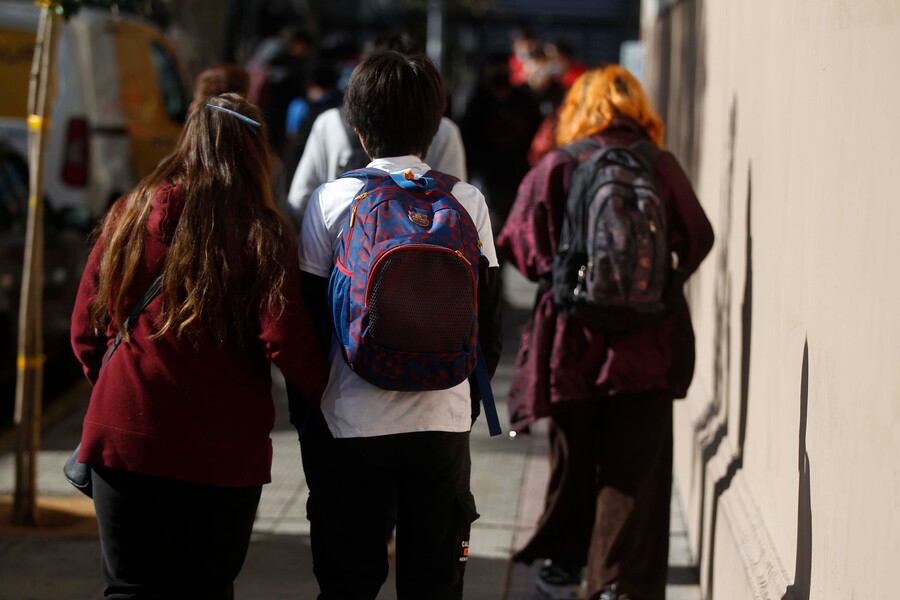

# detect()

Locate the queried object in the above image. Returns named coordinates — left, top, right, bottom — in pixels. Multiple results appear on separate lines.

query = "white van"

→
left=0, top=1, right=188, bottom=222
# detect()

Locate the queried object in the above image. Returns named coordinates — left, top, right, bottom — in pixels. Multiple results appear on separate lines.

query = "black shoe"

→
left=535, top=560, right=585, bottom=600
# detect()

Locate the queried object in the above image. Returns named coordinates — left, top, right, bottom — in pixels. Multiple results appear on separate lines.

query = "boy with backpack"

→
left=294, top=49, right=502, bottom=599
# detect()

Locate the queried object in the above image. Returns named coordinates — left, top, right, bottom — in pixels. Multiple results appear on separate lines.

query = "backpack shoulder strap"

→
left=337, top=169, right=390, bottom=203
left=101, top=273, right=163, bottom=370
left=475, top=342, right=502, bottom=437
left=627, top=138, right=661, bottom=174
left=338, top=168, right=387, bottom=182
left=560, top=135, right=660, bottom=169
left=425, top=170, right=460, bottom=190
left=558, top=137, right=603, bottom=161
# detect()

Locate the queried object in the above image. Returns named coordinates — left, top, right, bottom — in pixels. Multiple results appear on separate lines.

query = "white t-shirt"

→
left=298, top=156, right=497, bottom=439
left=287, top=108, right=467, bottom=226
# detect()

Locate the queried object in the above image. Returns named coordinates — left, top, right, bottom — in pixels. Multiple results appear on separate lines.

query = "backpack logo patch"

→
left=408, top=208, right=432, bottom=227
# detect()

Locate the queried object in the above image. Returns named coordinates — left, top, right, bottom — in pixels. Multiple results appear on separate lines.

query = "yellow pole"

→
left=12, top=4, right=60, bottom=526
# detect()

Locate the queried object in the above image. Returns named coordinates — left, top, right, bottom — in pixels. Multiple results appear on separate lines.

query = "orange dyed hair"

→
left=555, top=65, right=664, bottom=147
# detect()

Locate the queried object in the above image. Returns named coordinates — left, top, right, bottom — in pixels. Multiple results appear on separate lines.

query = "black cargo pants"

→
left=297, top=406, right=478, bottom=600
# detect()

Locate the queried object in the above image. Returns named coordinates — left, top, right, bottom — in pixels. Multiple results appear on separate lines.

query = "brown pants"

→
left=514, top=392, right=673, bottom=600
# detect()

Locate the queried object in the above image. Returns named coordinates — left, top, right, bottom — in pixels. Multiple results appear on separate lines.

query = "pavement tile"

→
left=272, top=517, right=310, bottom=537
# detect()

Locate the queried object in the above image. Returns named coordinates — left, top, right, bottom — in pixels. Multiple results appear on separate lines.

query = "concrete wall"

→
left=641, top=2, right=900, bottom=598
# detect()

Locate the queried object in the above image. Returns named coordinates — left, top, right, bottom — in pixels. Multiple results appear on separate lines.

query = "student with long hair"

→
left=70, top=93, right=328, bottom=599
left=498, top=66, right=714, bottom=600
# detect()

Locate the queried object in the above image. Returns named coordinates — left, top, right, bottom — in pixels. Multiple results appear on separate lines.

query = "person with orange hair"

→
left=497, top=66, right=714, bottom=600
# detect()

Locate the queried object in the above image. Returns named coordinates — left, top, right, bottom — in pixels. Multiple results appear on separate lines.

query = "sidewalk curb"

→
left=0, top=495, right=97, bottom=537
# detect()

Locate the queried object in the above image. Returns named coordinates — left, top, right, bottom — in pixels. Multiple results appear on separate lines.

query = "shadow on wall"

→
left=700, top=169, right=812, bottom=599
left=711, top=98, right=738, bottom=422
left=685, top=94, right=738, bottom=590
left=647, top=1, right=813, bottom=596
left=702, top=155, right=753, bottom=598
left=783, top=341, right=812, bottom=600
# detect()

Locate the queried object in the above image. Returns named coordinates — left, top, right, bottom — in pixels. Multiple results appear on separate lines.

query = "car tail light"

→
left=62, top=117, right=89, bottom=187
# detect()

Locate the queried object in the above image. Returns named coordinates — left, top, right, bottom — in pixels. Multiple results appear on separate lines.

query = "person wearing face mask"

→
left=509, top=26, right=541, bottom=87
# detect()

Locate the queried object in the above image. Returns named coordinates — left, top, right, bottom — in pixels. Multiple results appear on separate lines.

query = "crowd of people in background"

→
left=227, top=24, right=587, bottom=236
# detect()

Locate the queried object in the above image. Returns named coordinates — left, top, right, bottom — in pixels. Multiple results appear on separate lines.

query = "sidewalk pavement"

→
left=0, top=267, right=701, bottom=599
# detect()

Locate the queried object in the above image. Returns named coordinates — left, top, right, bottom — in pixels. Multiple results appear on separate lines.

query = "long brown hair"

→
left=90, top=93, right=294, bottom=347
left=555, top=65, right=665, bottom=147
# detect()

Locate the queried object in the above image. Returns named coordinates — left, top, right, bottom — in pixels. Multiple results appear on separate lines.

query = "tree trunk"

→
left=12, top=6, right=59, bottom=527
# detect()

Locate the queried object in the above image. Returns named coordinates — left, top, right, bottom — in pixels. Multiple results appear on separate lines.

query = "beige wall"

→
left=642, top=1, right=900, bottom=598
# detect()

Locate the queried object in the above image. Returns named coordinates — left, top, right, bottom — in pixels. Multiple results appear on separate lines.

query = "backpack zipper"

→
left=454, top=250, right=472, bottom=266
left=342, top=192, right=369, bottom=266
left=348, top=192, right=367, bottom=228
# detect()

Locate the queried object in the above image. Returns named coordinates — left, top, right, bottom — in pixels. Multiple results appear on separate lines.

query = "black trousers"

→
left=513, top=392, right=674, bottom=600
left=298, top=407, right=479, bottom=600
left=91, top=466, right=262, bottom=600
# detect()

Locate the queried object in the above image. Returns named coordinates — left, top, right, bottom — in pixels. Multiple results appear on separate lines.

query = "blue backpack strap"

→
left=425, top=170, right=460, bottom=191
left=388, top=170, right=438, bottom=191
left=340, top=168, right=459, bottom=191
left=385, top=169, right=456, bottom=192
left=338, top=167, right=385, bottom=182
left=426, top=170, right=497, bottom=434
left=475, top=342, right=502, bottom=437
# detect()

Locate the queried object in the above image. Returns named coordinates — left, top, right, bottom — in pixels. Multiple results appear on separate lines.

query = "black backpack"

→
left=552, top=138, right=669, bottom=330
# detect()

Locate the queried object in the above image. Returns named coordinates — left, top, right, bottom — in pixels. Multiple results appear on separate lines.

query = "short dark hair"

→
left=361, top=31, right=417, bottom=59
left=306, top=59, right=338, bottom=90
left=343, top=50, right=445, bottom=159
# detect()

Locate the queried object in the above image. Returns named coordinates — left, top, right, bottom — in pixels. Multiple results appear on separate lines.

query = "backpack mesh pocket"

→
left=367, top=248, right=474, bottom=353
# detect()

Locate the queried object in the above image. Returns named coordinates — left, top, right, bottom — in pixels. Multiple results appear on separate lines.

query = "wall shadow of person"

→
left=783, top=340, right=812, bottom=599
left=695, top=97, right=739, bottom=584
left=704, top=156, right=752, bottom=597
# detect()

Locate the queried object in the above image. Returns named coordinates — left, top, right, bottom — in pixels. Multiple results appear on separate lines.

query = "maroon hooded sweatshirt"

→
left=497, top=123, right=714, bottom=432
left=70, top=184, right=328, bottom=487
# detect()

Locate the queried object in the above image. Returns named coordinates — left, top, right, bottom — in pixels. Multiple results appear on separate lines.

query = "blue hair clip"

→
left=205, top=103, right=261, bottom=134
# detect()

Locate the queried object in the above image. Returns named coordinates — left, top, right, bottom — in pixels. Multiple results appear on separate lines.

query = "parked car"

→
left=0, top=141, right=88, bottom=387
left=0, top=0, right=188, bottom=223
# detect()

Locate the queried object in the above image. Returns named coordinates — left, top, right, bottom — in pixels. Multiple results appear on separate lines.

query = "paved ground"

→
left=0, top=267, right=702, bottom=599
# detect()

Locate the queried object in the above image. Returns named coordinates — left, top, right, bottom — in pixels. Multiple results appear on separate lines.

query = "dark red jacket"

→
left=497, top=124, right=714, bottom=432
left=70, top=184, right=328, bottom=487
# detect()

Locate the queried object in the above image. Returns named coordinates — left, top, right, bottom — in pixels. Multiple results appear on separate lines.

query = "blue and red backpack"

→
left=328, top=168, right=501, bottom=436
